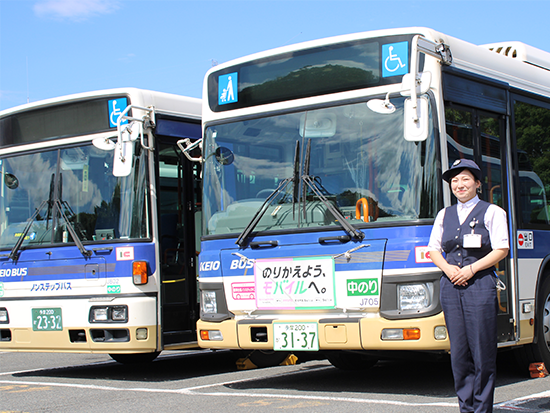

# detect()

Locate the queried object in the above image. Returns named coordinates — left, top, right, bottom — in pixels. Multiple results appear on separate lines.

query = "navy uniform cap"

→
left=442, top=159, right=481, bottom=183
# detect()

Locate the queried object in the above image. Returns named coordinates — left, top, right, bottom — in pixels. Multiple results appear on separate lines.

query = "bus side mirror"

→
left=3, top=172, right=19, bottom=189
left=113, top=123, right=140, bottom=177
left=404, top=97, right=429, bottom=142
left=113, top=140, right=134, bottom=177
left=401, top=72, right=431, bottom=142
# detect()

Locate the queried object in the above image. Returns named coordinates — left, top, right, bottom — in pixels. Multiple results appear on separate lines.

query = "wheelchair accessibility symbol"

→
left=382, top=41, right=409, bottom=78
left=108, top=98, right=128, bottom=128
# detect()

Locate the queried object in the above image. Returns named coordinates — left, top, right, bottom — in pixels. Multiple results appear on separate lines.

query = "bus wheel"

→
left=514, top=275, right=550, bottom=372
left=325, top=351, right=378, bottom=370
left=109, top=351, right=160, bottom=364
left=247, top=350, right=290, bottom=368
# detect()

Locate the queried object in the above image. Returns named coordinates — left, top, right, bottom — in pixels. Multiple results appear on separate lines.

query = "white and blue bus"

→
left=0, top=88, right=202, bottom=363
left=196, top=27, right=550, bottom=369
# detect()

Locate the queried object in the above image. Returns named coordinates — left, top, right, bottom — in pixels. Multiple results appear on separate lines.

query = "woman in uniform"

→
left=428, top=159, right=509, bottom=413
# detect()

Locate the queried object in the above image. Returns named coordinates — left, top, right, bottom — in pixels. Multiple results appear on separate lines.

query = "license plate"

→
left=273, top=322, right=318, bottom=351
left=32, top=308, right=63, bottom=331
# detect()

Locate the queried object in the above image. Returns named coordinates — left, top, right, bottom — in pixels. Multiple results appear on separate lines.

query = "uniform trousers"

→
left=440, top=272, right=498, bottom=413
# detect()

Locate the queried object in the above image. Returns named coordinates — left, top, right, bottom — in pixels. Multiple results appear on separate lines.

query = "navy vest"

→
left=441, top=200, right=495, bottom=276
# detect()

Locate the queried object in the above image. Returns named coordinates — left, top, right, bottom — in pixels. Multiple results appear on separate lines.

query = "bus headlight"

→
left=111, top=306, right=128, bottom=321
left=89, top=305, right=128, bottom=323
left=92, top=308, right=109, bottom=322
left=201, top=291, right=217, bottom=314
left=398, top=283, right=431, bottom=311
left=0, top=308, right=8, bottom=323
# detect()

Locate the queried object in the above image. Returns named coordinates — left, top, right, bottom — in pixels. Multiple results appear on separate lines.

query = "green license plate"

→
left=273, top=322, right=319, bottom=351
left=32, top=308, right=63, bottom=331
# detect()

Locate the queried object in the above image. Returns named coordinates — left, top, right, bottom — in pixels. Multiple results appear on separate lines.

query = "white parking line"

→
left=0, top=377, right=458, bottom=407
left=3, top=360, right=547, bottom=410
left=0, top=362, right=459, bottom=408
left=494, top=390, right=550, bottom=411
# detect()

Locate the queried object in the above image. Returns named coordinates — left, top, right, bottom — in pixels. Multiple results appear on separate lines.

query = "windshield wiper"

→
left=236, top=141, right=301, bottom=248
left=9, top=200, right=49, bottom=261
left=9, top=199, right=92, bottom=260
left=301, top=139, right=365, bottom=241
left=54, top=199, right=92, bottom=257
left=235, top=138, right=364, bottom=247
left=9, top=185, right=92, bottom=261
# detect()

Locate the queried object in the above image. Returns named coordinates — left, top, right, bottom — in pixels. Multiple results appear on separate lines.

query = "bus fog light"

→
left=434, top=326, right=447, bottom=340
left=200, top=330, right=223, bottom=341
left=381, top=329, right=403, bottom=340
left=0, top=308, right=8, bottom=323
left=136, top=328, right=148, bottom=340
left=92, top=308, right=109, bottom=322
left=399, top=283, right=431, bottom=310
left=201, top=291, right=217, bottom=314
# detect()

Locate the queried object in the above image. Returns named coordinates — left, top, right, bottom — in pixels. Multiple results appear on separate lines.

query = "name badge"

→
left=463, top=234, right=482, bottom=248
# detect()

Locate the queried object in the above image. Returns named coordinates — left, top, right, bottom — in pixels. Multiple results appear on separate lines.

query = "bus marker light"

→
left=200, top=330, right=223, bottom=341
left=133, top=261, right=148, bottom=285
left=136, top=328, right=148, bottom=340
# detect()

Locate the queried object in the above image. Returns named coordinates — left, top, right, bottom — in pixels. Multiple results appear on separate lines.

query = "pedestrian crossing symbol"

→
left=218, top=72, right=238, bottom=105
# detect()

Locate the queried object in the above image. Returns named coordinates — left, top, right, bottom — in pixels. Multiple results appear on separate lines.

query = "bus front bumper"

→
left=197, top=313, right=450, bottom=351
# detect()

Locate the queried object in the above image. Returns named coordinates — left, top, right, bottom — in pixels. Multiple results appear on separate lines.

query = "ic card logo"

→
left=116, top=247, right=134, bottom=261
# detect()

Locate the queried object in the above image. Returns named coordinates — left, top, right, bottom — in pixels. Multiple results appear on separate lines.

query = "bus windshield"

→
left=203, top=96, right=440, bottom=236
left=0, top=142, right=149, bottom=249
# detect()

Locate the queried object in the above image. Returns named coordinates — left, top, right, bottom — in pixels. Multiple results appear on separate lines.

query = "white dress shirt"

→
left=428, top=195, right=509, bottom=253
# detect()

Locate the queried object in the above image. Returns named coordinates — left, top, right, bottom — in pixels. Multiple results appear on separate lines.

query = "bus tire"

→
left=247, top=350, right=291, bottom=368
left=325, top=351, right=378, bottom=370
left=109, top=351, right=160, bottom=364
left=514, top=275, right=550, bottom=372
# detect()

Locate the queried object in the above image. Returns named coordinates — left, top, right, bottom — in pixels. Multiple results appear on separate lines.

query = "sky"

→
left=1, top=0, right=549, bottom=111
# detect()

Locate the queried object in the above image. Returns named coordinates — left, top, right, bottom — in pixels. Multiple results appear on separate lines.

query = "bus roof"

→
left=204, top=27, right=550, bottom=100
left=0, top=87, right=201, bottom=119
left=481, top=41, right=550, bottom=71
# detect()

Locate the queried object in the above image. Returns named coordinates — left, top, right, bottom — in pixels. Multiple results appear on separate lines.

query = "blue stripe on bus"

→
left=199, top=225, right=438, bottom=278
left=0, top=242, right=157, bottom=283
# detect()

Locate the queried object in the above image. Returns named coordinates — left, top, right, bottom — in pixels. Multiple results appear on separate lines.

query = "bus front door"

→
left=156, top=139, right=200, bottom=347
left=445, top=104, right=515, bottom=344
